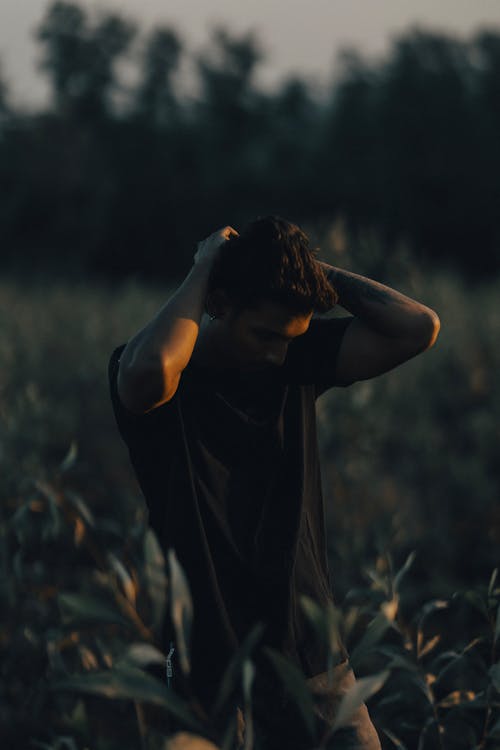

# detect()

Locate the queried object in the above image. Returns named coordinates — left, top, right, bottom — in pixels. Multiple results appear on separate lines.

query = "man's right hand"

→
left=193, top=225, right=239, bottom=266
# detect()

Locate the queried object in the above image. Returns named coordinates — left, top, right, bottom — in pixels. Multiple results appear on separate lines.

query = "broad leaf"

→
left=488, top=568, right=498, bottom=599
left=117, top=642, right=166, bottom=669
left=393, top=551, right=416, bottom=594
left=242, top=658, right=255, bottom=703
left=489, top=661, right=500, bottom=691
left=241, top=659, right=255, bottom=750
left=168, top=548, right=193, bottom=676
left=51, top=666, right=206, bottom=733
left=60, top=440, right=79, bottom=473
left=382, top=727, right=408, bottom=749
left=107, top=551, right=136, bottom=605
left=418, top=634, right=441, bottom=659
left=65, top=490, right=94, bottom=527
left=349, top=612, right=392, bottom=669
left=144, top=529, right=167, bottom=634
left=210, top=621, right=266, bottom=720
left=332, top=669, right=390, bottom=729
left=57, top=592, right=131, bottom=628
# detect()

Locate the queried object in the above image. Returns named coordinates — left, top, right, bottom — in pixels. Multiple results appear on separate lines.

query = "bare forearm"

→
left=116, top=225, right=238, bottom=413
left=117, top=259, right=212, bottom=414
left=120, top=259, right=212, bottom=376
left=319, top=261, right=440, bottom=341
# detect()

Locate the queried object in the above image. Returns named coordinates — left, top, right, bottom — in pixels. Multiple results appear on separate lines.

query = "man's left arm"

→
left=318, top=261, right=441, bottom=384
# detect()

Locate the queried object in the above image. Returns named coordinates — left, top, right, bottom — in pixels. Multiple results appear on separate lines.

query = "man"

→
left=108, top=216, right=440, bottom=749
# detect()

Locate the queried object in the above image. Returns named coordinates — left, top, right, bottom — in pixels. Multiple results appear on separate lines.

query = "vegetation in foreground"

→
left=1, top=469, right=499, bottom=749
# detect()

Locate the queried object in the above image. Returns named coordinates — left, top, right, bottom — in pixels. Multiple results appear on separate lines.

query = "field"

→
left=1, top=256, right=499, bottom=749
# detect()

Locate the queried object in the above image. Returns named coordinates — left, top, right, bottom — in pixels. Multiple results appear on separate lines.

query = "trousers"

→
left=235, top=659, right=382, bottom=750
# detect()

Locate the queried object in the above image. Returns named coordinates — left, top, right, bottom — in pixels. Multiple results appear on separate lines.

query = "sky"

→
left=1, top=0, right=500, bottom=110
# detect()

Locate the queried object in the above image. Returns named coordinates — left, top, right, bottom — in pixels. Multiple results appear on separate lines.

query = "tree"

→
left=132, top=27, right=183, bottom=127
left=313, top=48, right=380, bottom=227
left=0, top=60, right=11, bottom=128
left=188, top=26, right=274, bottom=229
left=36, top=1, right=136, bottom=121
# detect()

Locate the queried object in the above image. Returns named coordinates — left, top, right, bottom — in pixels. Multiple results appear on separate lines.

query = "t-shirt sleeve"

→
left=108, top=344, right=177, bottom=446
left=283, top=315, right=356, bottom=398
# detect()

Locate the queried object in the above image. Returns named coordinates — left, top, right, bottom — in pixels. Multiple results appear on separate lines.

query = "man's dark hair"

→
left=206, top=215, right=338, bottom=316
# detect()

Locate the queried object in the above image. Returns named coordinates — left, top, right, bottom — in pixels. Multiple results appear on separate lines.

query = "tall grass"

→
left=1, top=243, right=499, bottom=749
left=0, top=247, right=498, bottom=603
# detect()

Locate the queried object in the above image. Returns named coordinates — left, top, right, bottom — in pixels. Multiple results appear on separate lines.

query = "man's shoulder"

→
left=108, top=344, right=180, bottom=440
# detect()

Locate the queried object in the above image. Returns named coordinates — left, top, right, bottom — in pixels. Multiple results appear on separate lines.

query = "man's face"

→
left=223, top=299, right=313, bottom=372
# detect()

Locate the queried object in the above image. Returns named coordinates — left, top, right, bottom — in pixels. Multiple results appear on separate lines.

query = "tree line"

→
left=1, top=0, right=499, bottom=281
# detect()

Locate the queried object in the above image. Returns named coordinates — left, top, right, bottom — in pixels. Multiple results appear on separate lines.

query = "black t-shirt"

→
left=108, top=315, right=355, bottom=709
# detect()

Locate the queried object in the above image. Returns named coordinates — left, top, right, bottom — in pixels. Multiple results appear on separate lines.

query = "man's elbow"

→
left=417, top=310, right=441, bottom=352
left=117, top=358, right=178, bottom=414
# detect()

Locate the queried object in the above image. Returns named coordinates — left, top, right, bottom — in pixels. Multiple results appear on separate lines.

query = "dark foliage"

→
left=0, top=3, right=499, bottom=281
left=1, top=470, right=499, bottom=749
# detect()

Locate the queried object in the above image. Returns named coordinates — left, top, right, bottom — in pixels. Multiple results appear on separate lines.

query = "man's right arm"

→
left=117, top=225, right=238, bottom=415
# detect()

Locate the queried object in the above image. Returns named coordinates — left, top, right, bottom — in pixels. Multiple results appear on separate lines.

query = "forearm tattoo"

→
left=323, top=265, right=400, bottom=315
left=319, top=262, right=430, bottom=337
